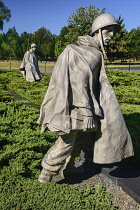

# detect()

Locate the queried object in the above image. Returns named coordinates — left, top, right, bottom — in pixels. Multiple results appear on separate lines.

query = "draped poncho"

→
left=37, top=35, right=134, bottom=164
left=20, top=50, right=43, bottom=82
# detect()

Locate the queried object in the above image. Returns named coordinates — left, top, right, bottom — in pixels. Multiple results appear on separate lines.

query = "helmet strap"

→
left=99, top=29, right=107, bottom=60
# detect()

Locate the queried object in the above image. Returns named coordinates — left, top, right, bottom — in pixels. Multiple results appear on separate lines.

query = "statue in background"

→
left=20, top=43, right=43, bottom=82
left=37, top=13, right=134, bottom=183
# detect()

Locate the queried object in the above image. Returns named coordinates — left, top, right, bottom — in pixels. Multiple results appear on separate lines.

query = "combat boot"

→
left=38, top=169, right=53, bottom=183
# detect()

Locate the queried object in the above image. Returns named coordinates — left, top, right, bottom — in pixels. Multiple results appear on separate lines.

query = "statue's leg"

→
left=61, top=132, right=85, bottom=177
left=62, top=131, right=98, bottom=177
left=38, top=130, right=77, bottom=183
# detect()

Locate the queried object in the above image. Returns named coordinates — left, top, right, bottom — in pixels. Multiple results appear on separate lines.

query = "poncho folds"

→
left=37, top=35, right=134, bottom=164
left=20, top=50, right=43, bottom=82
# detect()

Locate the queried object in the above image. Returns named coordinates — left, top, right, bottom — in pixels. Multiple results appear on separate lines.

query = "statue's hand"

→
left=83, top=116, right=95, bottom=131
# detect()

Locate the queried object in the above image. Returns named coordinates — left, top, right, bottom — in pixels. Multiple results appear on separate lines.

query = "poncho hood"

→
left=77, top=35, right=99, bottom=49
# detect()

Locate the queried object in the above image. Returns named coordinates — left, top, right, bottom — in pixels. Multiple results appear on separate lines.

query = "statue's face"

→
left=102, top=25, right=116, bottom=46
left=31, top=46, right=36, bottom=53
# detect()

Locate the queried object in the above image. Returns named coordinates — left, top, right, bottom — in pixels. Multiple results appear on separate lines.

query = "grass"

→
left=0, top=60, right=55, bottom=70
left=0, top=59, right=140, bottom=71
left=106, top=64, right=140, bottom=68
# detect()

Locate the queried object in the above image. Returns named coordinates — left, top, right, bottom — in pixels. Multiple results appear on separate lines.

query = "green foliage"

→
left=0, top=70, right=51, bottom=105
left=0, top=0, right=11, bottom=30
left=0, top=26, right=55, bottom=59
left=0, top=27, right=22, bottom=59
left=1, top=4, right=140, bottom=60
left=108, top=15, right=128, bottom=59
left=0, top=83, right=14, bottom=102
left=20, top=32, right=33, bottom=56
left=0, top=101, right=56, bottom=187
left=6, top=27, right=21, bottom=58
left=121, top=103, right=140, bottom=142
left=125, top=27, right=140, bottom=60
left=55, top=5, right=106, bottom=56
left=32, top=27, right=56, bottom=59
left=0, top=176, right=117, bottom=210
left=106, top=69, right=140, bottom=165
left=0, top=101, right=117, bottom=210
left=67, top=5, right=105, bottom=44
left=0, top=40, right=12, bottom=59
left=106, top=69, right=140, bottom=104
left=120, top=103, right=140, bottom=165
left=0, top=69, right=140, bottom=209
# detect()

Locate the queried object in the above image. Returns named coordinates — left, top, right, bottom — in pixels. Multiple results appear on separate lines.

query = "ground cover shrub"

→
left=113, top=85, right=140, bottom=104
left=106, top=70, right=140, bottom=166
left=1, top=70, right=51, bottom=105
left=0, top=101, right=117, bottom=210
left=106, top=69, right=140, bottom=104
left=0, top=71, right=15, bottom=102
left=1, top=69, right=140, bottom=106
left=106, top=69, right=140, bottom=87
left=1, top=177, right=117, bottom=210
left=120, top=103, right=140, bottom=166
left=0, top=69, right=140, bottom=209
left=1, top=70, right=140, bottom=165
left=0, top=83, right=14, bottom=102
left=0, top=101, right=55, bottom=171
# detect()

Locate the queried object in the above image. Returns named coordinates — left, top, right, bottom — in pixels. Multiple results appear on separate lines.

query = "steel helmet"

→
left=31, top=43, right=37, bottom=48
left=91, top=13, right=121, bottom=36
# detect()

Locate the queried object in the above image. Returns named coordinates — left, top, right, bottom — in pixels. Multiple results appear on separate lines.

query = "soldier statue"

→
left=20, top=43, right=43, bottom=82
left=37, top=13, right=134, bottom=183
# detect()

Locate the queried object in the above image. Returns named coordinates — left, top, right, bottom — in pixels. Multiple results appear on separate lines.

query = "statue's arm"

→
left=24, top=51, right=34, bottom=67
left=79, top=107, right=95, bottom=131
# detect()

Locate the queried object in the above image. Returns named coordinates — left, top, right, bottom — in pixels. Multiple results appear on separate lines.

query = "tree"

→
left=0, top=1, right=11, bottom=30
left=107, top=15, right=128, bottom=60
left=55, top=5, right=105, bottom=56
left=1, top=41, right=11, bottom=59
left=67, top=5, right=105, bottom=44
left=20, top=32, right=33, bottom=57
left=0, top=31, right=13, bottom=59
left=5, top=27, right=21, bottom=58
left=32, top=27, right=55, bottom=59
left=126, top=27, right=140, bottom=60
left=54, top=26, right=71, bottom=57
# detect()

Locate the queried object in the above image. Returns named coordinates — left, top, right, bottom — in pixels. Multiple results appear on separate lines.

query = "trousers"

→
left=41, top=130, right=86, bottom=175
left=41, top=129, right=96, bottom=175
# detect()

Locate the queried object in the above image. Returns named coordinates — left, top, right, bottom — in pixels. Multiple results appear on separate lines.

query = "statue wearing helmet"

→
left=37, top=13, right=134, bottom=183
left=20, top=43, right=43, bottom=82
left=91, top=13, right=121, bottom=36
left=91, top=13, right=121, bottom=59
left=31, top=43, right=37, bottom=48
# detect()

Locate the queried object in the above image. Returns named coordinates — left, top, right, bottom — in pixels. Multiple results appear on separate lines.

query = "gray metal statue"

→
left=20, top=43, right=43, bottom=82
left=37, top=13, right=134, bottom=183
